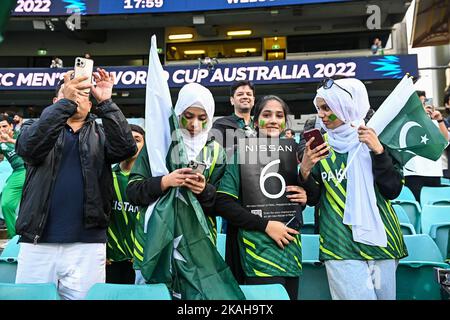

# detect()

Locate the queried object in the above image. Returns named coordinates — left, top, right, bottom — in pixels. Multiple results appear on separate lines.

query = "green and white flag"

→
left=139, top=35, right=245, bottom=300
left=367, top=75, right=448, bottom=166
left=0, top=0, right=15, bottom=44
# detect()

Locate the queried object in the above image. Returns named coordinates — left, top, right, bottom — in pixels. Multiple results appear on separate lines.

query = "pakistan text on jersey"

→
left=321, top=169, right=347, bottom=182
left=112, top=201, right=139, bottom=214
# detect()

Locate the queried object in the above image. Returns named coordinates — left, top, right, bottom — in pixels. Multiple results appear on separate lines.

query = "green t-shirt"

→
left=231, top=113, right=254, bottom=129
left=0, top=141, right=25, bottom=171
left=107, top=164, right=139, bottom=262
left=310, top=146, right=408, bottom=261
left=131, top=140, right=227, bottom=268
left=217, top=152, right=302, bottom=278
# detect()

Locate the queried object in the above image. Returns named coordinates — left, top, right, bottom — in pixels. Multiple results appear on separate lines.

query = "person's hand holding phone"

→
left=424, top=105, right=434, bottom=117
left=184, top=173, right=206, bottom=194
left=160, top=168, right=199, bottom=192
left=431, top=110, right=444, bottom=121
left=62, top=71, right=92, bottom=106
left=357, top=125, right=384, bottom=155
left=91, top=68, right=115, bottom=104
left=300, top=137, right=329, bottom=180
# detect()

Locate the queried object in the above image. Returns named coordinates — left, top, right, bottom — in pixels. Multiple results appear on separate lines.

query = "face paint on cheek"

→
left=328, top=114, right=338, bottom=121
left=202, top=121, right=207, bottom=129
left=280, top=120, right=286, bottom=130
left=180, top=116, right=189, bottom=128
left=259, top=120, right=266, bottom=128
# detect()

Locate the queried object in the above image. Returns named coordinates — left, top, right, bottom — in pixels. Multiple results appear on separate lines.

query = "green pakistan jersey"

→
left=217, top=152, right=302, bottom=278
left=310, top=146, right=408, bottom=261
left=131, top=140, right=226, bottom=269
left=107, top=164, right=139, bottom=262
left=0, top=140, right=25, bottom=171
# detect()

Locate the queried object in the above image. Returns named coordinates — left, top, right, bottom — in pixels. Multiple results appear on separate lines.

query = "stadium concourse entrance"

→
left=0, top=79, right=402, bottom=124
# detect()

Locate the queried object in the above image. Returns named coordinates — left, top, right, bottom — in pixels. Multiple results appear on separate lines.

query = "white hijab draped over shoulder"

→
left=174, top=83, right=215, bottom=161
left=314, top=78, right=387, bottom=247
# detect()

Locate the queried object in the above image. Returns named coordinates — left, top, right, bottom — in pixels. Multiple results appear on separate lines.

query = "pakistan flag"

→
left=367, top=75, right=448, bottom=166
left=0, top=0, right=15, bottom=44
left=138, top=35, right=244, bottom=300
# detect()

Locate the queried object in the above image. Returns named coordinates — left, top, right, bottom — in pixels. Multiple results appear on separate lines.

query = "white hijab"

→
left=174, top=83, right=215, bottom=161
left=314, top=78, right=387, bottom=247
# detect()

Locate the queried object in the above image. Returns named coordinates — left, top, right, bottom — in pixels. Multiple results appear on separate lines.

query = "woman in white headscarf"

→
left=127, top=83, right=229, bottom=286
left=300, top=77, right=407, bottom=300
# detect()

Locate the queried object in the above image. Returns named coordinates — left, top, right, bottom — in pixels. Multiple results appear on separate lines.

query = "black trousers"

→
left=106, top=260, right=135, bottom=284
left=245, top=276, right=299, bottom=300
left=404, top=175, right=441, bottom=202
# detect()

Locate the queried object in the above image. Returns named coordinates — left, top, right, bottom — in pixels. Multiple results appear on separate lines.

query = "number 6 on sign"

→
left=260, top=159, right=286, bottom=199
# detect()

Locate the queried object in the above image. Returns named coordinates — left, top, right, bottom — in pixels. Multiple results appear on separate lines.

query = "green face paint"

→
left=202, top=121, right=207, bottom=129
left=180, top=116, right=188, bottom=128
left=280, top=120, right=286, bottom=130
left=329, top=114, right=338, bottom=121
left=259, top=119, right=266, bottom=128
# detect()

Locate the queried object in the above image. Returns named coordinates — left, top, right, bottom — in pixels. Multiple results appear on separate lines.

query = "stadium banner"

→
left=12, top=0, right=351, bottom=16
left=239, top=138, right=302, bottom=227
left=0, top=54, right=418, bottom=90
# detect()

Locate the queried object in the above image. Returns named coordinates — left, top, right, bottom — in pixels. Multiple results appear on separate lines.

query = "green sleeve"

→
left=207, top=143, right=227, bottom=188
left=129, top=143, right=153, bottom=184
left=217, top=151, right=240, bottom=200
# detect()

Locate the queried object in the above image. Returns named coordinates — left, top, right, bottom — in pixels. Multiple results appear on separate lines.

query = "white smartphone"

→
left=187, top=160, right=207, bottom=175
left=74, top=57, right=94, bottom=93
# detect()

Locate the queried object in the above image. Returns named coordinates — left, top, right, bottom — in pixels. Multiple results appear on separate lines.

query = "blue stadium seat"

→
left=0, top=235, right=20, bottom=283
left=0, top=235, right=20, bottom=261
left=441, top=177, right=450, bottom=186
left=299, top=234, right=331, bottom=300
left=392, top=204, right=412, bottom=224
left=392, top=204, right=416, bottom=235
left=391, top=200, right=422, bottom=233
left=0, top=160, right=12, bottom=194
left=0, top=159, right=13, bottom=221
left=301, top=206, right=315, bottom=234
left=421, top=205, right=450, bottom=235
left=0, top=283, right=59, bottom=300
left=216, top=233, right=226, bottom=259
left=420, top=205, right=450, bottom=259
left=239, top=284, right=290, bottom=300
left=430, top=224, right=450, bottom=262
left=420, top=186, right=450, bottom=206
left=397, top=234, right=449, bottom=300
left=303, top=206, right=314, bottom=224
left=395, top=185, right=416, bottom=202
left=0, top=261, right=17, bottom=283
left=86, top=283, right=171, bottom=300
left=216, top=216, right=223, bottom=234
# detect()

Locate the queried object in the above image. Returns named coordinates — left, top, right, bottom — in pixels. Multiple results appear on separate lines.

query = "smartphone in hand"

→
left=74, top=57, right=94, bottom=93
left=187, top=160, right=207, bottom=175
left=303, top=128, right=329, bottom=156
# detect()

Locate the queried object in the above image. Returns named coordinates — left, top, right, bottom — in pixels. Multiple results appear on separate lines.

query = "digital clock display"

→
left=123, top=0, right=164, bottom=10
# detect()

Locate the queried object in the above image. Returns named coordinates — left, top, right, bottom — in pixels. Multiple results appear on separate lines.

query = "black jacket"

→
left=211, top=115, right=247, bottom=157
left=15, top=98, right=137, bottom=243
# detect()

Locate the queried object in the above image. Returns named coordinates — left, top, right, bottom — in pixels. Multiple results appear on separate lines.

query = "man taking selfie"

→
left=14, top=68, right=137, bottom=300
